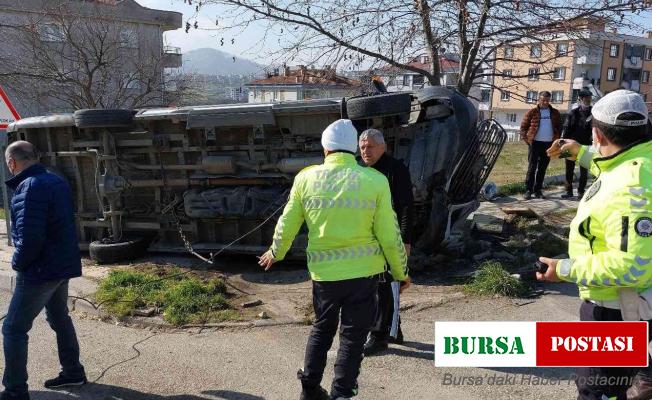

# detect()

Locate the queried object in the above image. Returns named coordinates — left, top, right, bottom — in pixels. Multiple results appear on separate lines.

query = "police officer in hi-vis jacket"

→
left=258, top=119, right=410, bottom=400
left=540, top=90, right=652, bottom=400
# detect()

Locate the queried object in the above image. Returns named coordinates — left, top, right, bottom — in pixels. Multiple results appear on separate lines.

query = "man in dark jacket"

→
left=560, top=89, right=593, bottom=199
left=2, top=141, right=86, bottom=400
left=519, top=91, right=562, bottom=199
left=358, top=129, right=414, bottom=356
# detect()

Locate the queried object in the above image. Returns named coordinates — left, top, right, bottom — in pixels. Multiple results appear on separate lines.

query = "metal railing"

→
left=446, top=119, right=508, bottom=204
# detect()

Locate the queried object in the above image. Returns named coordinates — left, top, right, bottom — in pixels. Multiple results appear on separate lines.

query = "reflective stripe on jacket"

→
left=269, top=152, right=408, bottom=282
left=558, top=139, right=652, bottom=301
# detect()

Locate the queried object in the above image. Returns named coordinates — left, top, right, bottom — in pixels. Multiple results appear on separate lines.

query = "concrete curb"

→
left=106, top=315, right=309, bottom=331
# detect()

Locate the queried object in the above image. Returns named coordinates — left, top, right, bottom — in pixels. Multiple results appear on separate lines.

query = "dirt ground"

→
left=79, top=252, right=466, bottom=324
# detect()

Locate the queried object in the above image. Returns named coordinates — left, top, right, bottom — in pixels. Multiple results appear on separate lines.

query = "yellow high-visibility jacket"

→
left=558, top=139, right=652, bottom=301
left=269, top=152, right=408, bottom=282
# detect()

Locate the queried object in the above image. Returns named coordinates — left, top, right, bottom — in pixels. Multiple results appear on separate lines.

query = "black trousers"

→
left=370, top=272, right=400, bottom=341
left=525, top=140, right=552, bottom=193
left=565, top=159, right=589, bottom=195
left=300, top=275, right=378, bottom=398
left=575, top=301, right=652, bottom=400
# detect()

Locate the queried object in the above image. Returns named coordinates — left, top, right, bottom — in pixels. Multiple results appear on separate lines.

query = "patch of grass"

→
left=0, top=208, right=5, bottom=220
left=95, top=269, right=234, bottom=326
left=464, top=261, right=529, bottom=298
left=498, top=182, right=527, bottom=196
left=489, top=142, right=565, bottom=186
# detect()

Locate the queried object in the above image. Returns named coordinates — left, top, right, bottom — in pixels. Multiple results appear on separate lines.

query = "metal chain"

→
left=170, top=205, right=215, bottom=264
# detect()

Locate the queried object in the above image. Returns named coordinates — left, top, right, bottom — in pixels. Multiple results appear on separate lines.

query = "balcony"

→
left=163, top=46, right=182, bottom=68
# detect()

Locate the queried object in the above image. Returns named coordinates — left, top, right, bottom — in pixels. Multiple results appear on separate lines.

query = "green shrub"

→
left=95, top=269, right=233, bottom=325
left=464, top=261, right=529, bottom=298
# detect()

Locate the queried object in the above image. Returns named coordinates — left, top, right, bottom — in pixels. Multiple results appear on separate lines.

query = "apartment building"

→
left=376, top=54, right=493, bottom=114
left=378, top=54, right=460, bottom=90
left=0, top=0, right=182, bottom=117
left=246, top=66, right=361, bottom=103
left=492, top=18, right=652, bottom=135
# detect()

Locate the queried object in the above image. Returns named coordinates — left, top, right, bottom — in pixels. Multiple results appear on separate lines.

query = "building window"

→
left=530, top=44, right=542, bottom=58
left=526, top=91, right=539, bottom=103
left=551, top=91, right=564, bottom=103
left=607, top=67, right=617, bottom=81
left=500, top=90, right=510, bottom=101
left=556, top=42, right=569, bottom=56
left=528, top=68, right=540, bottom=81
left=609, top=44, right=619, bottom=58
left=480, top=89, right=491, bottom=102
left=643, top=70, right=650, bottom=84
left=506, top=113, right=517, bottom=123
left=40, top=24, right=64, bottom=42
left=412, top=75, right=424, bottom=86
left=646, top=48, right=652, bottom=61
left=553, top=67, right=566, bottom=80
left=504, top=46, right=514, bottom=59
left=503, top=69, right=513, bottom=78
left=402, top=75, right=410, bottom=86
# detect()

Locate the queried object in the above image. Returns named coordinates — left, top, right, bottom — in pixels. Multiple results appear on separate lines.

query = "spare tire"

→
left=346, top=93, right=412, bottom=120
left=74, top=109, right=135, bottom=129
left=89, top=237, right=147, bottom=264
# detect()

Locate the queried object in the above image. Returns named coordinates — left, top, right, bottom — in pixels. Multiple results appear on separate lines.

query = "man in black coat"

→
left=358, top=129, right=414, bottom=355
left=2, top=141, right=86, bottom=400
left=561, top=89, right=593, bottom=199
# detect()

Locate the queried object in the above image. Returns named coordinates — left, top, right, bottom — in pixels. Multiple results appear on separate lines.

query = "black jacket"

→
left=370, top=154, right=415, bottom=245
left=562, top=105, right=593, bottom=145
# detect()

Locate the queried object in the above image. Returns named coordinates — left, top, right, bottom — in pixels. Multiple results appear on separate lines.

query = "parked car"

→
left=6, top=86, right=506, bottom=263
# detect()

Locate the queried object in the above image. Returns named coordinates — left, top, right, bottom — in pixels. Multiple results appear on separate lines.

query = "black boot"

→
left=363, top=335, right=388, bottom=356
left=298, top=369, right=328, bottom=400
left=300, top=386, right=328, bottom=400
left=561, top=191, right=574, bottom=199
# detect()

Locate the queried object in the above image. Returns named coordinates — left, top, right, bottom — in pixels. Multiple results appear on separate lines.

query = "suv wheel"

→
left=74, top=109, right=135, bottom=129
left=346, top=93, right=412, bottom=120
left=89, top=237, right=147, bottom=264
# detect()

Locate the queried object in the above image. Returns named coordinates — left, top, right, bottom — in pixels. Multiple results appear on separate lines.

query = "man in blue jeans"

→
left=2, top=141, right=86, bottom=400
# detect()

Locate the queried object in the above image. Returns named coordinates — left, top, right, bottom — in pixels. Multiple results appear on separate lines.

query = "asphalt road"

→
left=0, top=281, right=583, bottom=400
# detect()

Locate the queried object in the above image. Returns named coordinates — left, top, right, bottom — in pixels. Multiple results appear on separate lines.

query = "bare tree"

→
left=186, top=0, right=650, bottom=96
left=0, top=2, right=198, bottom=112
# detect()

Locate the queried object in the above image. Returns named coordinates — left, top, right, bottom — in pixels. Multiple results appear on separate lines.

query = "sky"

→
left=138, top=0, right=652, bottom=64
left=136, top=0, right=267, bottom=60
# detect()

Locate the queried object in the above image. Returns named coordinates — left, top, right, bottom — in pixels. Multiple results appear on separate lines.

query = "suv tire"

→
left=346, top=93, right=412, bottom=120
left=89, top=237, right=147, bottom=264
left=74, top=109, right=135, bottom=129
